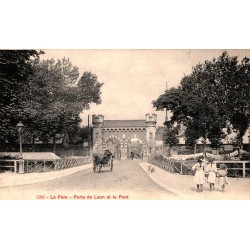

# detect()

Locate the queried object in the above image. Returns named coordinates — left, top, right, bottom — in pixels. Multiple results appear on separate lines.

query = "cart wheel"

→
left=98, top=165, right=102, bottom=173
left=110, top=160, right=113, bottom=172
left=94, top=165, right=100, bottom=173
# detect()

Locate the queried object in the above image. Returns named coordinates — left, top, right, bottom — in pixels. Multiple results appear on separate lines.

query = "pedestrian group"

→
left=192, top=158, right=229, bottom=192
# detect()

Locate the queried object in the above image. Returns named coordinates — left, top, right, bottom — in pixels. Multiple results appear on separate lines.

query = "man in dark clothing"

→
left=130, top=152, right=134, bottom=160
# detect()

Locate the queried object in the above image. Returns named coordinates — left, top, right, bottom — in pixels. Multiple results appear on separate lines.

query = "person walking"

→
left=192, top=159, right=205, bottom=192
left=206, top=159, right=217, bottom=191
left=130, top=151, right=134, bottom=160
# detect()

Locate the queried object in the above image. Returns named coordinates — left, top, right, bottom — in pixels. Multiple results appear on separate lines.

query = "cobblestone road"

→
left=0, top=160, right=176, bottom=200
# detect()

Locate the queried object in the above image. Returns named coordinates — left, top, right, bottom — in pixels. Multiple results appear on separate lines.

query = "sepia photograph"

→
left=1, top=1, right=250, bottom=250
left=0, top=49, right=249, bottom=200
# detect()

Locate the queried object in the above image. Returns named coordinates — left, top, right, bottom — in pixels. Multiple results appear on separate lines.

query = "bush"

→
left=0, top=153, right=19, bottom=159
left=240, top=153, right=250, bottom=161
left=154, top=154, right=164, bottom=160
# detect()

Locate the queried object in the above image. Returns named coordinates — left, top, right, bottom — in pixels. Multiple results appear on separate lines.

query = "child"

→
left=206, top=159, right=217, bottom=191
left=203, top=159, right=209, bottom=183
left=192, top=159, right=205, bottom=192
left=217, top=163, right=228, bottom=192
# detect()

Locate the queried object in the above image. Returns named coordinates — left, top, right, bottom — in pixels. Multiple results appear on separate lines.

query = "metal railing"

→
left=24, top=156, right=92, bottom=173
left=148, top=157, right=250, bottom=178
left=0, top=159, right=22, bottom=173
left=214, top=160, right=250, bottom=178
left=0, top=156, right=92, bottom=173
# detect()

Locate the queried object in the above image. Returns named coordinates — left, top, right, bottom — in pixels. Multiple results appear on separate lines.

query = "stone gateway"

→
left=92, top=114, right=157, bottom=159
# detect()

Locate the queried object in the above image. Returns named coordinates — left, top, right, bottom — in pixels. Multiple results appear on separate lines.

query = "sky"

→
left=41, top=49, right=250, bottom=127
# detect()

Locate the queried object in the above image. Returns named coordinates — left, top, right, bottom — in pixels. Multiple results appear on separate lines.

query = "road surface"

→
left=0, top=160, right=176, bottom=200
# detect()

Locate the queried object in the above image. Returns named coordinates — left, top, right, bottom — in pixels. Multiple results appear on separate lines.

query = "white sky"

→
left=41, top=49, right=250, bottom=127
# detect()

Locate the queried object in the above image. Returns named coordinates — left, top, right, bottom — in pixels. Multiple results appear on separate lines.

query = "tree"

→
left=22, top=58, right=103, bottom=152
left=184, top=120, right=201, bottom=147
left=77, top=72, right=103, bottom=109
left=0, top=50, right=42, bottom=145
left=67, top=125, right=93, bottom=145
left=221, top=55, right=250, bottom=150
left=153, top=51, right=250, bottom=156
left=164, top=125, right=179, bottom=156
left=153, top=81, right=225, bottom=156
left=20, top=58, right=79, bottom=148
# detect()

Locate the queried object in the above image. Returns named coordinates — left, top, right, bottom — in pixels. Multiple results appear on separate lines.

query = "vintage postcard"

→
left=0, top=49, right=250, bottom=200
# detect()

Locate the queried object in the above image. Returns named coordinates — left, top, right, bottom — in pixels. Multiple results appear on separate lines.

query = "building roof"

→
left=103, top=120, right=146, bottom=128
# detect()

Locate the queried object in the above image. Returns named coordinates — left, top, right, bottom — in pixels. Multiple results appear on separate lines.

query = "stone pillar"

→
left=92, top=114, right=104, bottom=153
left=145, top=113, right=157, bottom=155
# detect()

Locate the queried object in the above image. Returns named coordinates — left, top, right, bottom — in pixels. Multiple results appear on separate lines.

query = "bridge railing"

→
left=148, top=158, right=196, bottom=175
left=0, top=159, right=20, bottom=173
left=148, top=157, right=250, bottom=178
left=0, top=157, right=92, bottom=173
left=24, top=156, right=92, bottom=173
left=213, top=160, right=250, bottom=178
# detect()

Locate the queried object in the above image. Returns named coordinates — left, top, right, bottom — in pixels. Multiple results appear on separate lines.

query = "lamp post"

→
left=16, top=121, right=24, bottom=174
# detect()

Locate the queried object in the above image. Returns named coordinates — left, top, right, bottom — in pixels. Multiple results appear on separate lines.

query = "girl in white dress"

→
left=205, top=159, right=217, bottom=191
left=217, top=164, right=228, bottom=192
left=192, top=159, right=205, bottom=192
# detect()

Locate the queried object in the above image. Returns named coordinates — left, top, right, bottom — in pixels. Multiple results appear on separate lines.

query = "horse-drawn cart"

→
left=92, top=149, right=114, bottom=173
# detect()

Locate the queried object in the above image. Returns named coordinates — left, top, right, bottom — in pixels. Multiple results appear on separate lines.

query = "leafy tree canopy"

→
left=22, top=57, right=103, bottom=144
left=153, top=51, right=250, bottom=149
left=0, top=51, right=103, bottom=147
left=0, top=50, right=43, bottom=144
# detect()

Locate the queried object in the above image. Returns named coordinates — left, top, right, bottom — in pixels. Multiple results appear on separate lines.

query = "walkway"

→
left=0, top=160, right=175, bottom=200
left=140, top=162, right=250, bottom=200
left=1, top=160, right=249, bottom=200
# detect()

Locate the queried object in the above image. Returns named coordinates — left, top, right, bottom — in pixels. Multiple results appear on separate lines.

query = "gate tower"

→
left=92, top=114, right=157, bottom=158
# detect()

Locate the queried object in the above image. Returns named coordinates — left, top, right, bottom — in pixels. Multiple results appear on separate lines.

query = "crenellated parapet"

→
left=145, top=113, right=157, bottom=127
left=92, top=114, right=104, bottom=128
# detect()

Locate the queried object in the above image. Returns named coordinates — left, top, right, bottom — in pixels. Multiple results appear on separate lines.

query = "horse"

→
left=92, top=149, right=114, bottom=173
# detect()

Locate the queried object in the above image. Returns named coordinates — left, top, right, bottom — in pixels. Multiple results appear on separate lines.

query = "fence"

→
left=148, top=157, right=250, bottom=178
left=0, top=156, right=92, bottom=173
left=0, top=159, right=20, bottom=173
left=148, top=158, right=196, bottom=175
left=214, top=160, right=250, bottom=178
